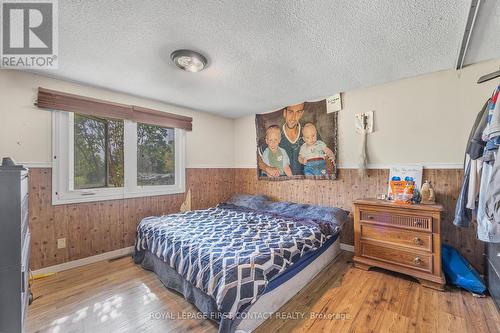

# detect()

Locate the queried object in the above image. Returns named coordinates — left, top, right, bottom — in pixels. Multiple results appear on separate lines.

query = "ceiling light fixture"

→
left=171, top=49, right=207, bottom=73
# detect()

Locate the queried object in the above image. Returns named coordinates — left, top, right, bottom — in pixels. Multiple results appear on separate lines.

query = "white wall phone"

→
left=355, top=111, right=374, bottom=175
left=355, top=111, right=374, bottom=134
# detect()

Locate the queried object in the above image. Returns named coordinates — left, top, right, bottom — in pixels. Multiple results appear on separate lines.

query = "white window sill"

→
left=52, top=185, right=186, bottom=205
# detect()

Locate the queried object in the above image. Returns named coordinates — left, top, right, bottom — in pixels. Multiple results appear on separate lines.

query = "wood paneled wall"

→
left=233, top=168, right=486, bottom=275
left=29, top=167, right=485, bottom=275
left=28, top=168, right=234, bottom=270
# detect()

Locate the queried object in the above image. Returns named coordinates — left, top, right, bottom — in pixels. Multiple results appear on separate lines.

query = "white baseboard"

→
left=32, top=246, right=135, bottom=275
left=340, top=243, right=354, bottom=252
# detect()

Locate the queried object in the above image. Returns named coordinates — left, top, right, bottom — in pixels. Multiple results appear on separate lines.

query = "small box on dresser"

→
left=0, top=165, right=31, bottom=333
left=353, top=198, right=446, bottom=291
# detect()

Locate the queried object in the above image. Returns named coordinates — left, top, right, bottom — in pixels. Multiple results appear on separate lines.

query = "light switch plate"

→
left=355, top=111, right=374, bottom=134
left=57, top=238, right=66, bottom=249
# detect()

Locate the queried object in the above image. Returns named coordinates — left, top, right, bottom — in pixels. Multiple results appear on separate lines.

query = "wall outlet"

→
left=57, top=238, right=66, bottom=249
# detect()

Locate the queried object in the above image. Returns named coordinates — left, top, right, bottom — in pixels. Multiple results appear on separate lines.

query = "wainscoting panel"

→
left=29, top=167, right=485, bottom=275
left=28, top=168, right=234, bottom=270
left=233, top=168, right=486, bottom=275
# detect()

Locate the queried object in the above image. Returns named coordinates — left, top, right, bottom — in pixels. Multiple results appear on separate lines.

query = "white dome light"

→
left=171, top=49, right=207, bottom=72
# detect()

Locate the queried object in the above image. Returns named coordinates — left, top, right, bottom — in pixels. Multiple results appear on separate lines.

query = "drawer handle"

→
left=413, top=237, right=422, bottom=245
left=414, top=257, right=422, bottom=265
left=415, top=221, right=423, bottom=226
left=367, top=215, right=374, bottom=220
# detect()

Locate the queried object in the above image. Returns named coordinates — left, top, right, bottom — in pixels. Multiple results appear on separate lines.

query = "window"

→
left=52, top=111, right=185, bottom=204
left=137, top=123, right=175, bottom=186
left=74, top=114, right=124, bottom=189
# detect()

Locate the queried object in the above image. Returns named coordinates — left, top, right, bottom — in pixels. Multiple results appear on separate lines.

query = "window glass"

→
left=74, top=114, right=124, bottom=189
left=137, top=123, right=175, bottom=186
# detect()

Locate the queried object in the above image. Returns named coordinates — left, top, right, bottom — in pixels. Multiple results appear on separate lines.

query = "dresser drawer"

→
left=360, top=209, right=432, bottom=232
left=360, top=242, right=433, bottom=273
left=360, top=224, right=432, bottom=252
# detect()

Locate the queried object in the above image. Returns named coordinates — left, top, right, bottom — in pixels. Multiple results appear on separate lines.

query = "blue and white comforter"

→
left=135, top=204, right=342, bottom=319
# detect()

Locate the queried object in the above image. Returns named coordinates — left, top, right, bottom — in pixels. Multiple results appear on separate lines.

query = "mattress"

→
left=134, top=203, right=346, bottom=333
left=137, top=236, right=341, bottom=333
left=236, top=237, right=341, bottom=332
left=264, top=233, right=339, bottom=293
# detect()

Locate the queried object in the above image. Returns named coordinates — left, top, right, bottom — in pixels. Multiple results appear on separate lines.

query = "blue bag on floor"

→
left=441, top=244, right=486, bottom=295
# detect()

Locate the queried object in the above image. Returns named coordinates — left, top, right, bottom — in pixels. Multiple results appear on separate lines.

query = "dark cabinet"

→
left=487, top=242, right=500, bottom=311
left=0, top=165, right=31, bottom=333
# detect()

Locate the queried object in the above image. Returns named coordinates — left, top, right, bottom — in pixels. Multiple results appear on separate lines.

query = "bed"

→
left=134, top=194, right=348, bottom=333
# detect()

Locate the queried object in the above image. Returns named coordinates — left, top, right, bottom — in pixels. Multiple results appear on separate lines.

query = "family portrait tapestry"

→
left=256, top=100, right=338, bottom=180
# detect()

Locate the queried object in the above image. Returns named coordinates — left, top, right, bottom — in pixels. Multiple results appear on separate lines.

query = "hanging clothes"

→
left=453, top=160, right=472, bottom=228
left=477, top=156, right=500, bottom=242
left=466, top=159, right=482, bottom=210
left=474, top=84, right=500, bottom=242
left=453, top=99, right=490, bottom=227
left=485, top=148, right=500, bottom=224
left=467, top=99, right=490, bottom=159
left=454, top=83, right=500, bottom=243
left=483, top=86, right=500, bottom=141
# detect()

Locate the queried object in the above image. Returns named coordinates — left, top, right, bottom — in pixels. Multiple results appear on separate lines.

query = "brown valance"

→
left=37, top=87, right=192, bottom=131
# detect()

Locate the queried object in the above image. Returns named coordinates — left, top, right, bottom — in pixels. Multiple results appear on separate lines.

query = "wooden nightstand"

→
left=353, top=199, right=446, bottom=291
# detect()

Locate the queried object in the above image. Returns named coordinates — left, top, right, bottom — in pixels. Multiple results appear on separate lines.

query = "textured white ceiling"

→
left=35, top=1, right=479, bottom=117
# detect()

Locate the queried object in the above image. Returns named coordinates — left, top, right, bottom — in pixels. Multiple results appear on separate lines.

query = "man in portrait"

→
left=257, top=102, right=335, bottom=178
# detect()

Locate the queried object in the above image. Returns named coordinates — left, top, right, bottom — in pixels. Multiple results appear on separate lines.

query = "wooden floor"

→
left=28, top=251, right=500, bottom=333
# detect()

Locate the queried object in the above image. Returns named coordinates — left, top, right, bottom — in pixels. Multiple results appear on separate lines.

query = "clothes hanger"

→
left=477, top=69, right=500, bottom=84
